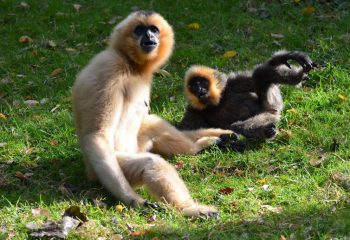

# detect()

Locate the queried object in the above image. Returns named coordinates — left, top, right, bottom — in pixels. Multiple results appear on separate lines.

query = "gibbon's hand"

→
left=283, top=51, right=318, bottom=72
left=143, top=200, right=165, bottom=212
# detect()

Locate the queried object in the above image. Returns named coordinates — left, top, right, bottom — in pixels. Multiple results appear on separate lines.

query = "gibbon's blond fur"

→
left=184, top=65, right=226, bottom=110
left=72, top=11, right=231, bottom=217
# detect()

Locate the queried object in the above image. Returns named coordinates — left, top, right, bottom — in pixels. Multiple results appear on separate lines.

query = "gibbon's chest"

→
left=114, top=80, right=150, bottom=152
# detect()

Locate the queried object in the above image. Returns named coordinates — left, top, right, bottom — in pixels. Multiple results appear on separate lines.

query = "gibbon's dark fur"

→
left=178, top=50, right=316, bottom=140
left=72, top=11, right=231, bottom=218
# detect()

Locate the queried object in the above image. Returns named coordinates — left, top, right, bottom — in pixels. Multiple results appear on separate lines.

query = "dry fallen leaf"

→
left=218, top=187, right=234, bottom=195
left=338, top=94, right=347, bottom=101
left=24, top=100, right=38, bottom=107
left=309, top=152, right=328, bottom=166
left=331, top=172, right=350, bottom=189
left=261, top=204, right=283, bottom=213
left=15, top=171, right=26, bottom=181
left=65, top=48, right=77, bottom=53
left=286, top=108, right=298, bottom=114
left=130, top=230, right=147, bottom=237
left=280, top=235, right=287, bottom=240
left=0, top=113, right=7, bottom=120
left=303, top=5, right=315, bottom=15
left=256, top=178, right=267, bottom=185
left=175, top=161, right=184, bottom=170
left=50, top=68, right=62, bottom=77
left=20, top=2, right=30, bottom=9
left=157, top=69, right=171, bottom=77
left=73, top=4, right=82, bottom=12
left=49, top=140, right=58, bottom=146
left=48, top=40, right=57, bottom=48
left=19, top=36, right=33, bottom=43
left=223, top=50, right=237, bottom=59
left=271, top=33, right=284, bottom=39
left=32, top=208, right=50, bottom=217
left=187, top=22, right=200, bottom=30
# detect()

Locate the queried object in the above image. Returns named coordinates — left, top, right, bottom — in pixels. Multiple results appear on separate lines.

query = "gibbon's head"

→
left=110, top=11, right=174, bottom=72
left=184, top=65, right=227, bottom=110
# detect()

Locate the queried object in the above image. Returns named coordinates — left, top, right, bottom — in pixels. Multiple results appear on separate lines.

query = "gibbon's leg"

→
left=230, top=86, right=283, bottom=139
left=81, top=133, right=145, bottom=206
left=116, top=152, right=218, bottom=217
left=231, top=51, right=317, bottom=139
left=138, top=114, right=232, bottom=156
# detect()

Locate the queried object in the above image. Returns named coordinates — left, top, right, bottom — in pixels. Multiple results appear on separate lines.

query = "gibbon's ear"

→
left=109, top=11, right=174, bottom=73
left=184, top=65, right=226, bottom=110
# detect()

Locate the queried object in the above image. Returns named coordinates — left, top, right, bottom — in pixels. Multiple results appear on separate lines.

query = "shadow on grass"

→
left=146, top=206, right=350, bottom=239
left=0, top=156, right=112, bottom=208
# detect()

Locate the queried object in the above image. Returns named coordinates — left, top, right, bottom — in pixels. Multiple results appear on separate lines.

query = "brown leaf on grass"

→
left=234, top=168, right=244, bottom=176
left=261, top=204, right=283, bottom=213
left=223, top=50, right=237, bottom=59
left=218, top=187, right=234, bottom=195
left=286, top=108, right=298, bottom=114
left=49, top=140, right=58, bottom=146
left=19, top=36, right=33, bottom=43
left=280, top=235, right=287, bottom=240
left=32, top=208, right=50, bottom=217
left=0, top=113, right=7, bottom=120
left=338, top=94, right=347, bottom=101
left=331, top=172, right=350, bottom=189
left=302, top=5, right=315, bottom=15
left=256, top=178, right=267, bottom=185
left=187, top=22, right=200, bottom=30
left=63, top=206, right=88, bottom=223
left=15, top=171, right=26, bottom=181
left=73, top=4, right=82, bottom=12
left=175, top=161, right=184, bottom=170
left=279, top=129, right=293, bottom=139
left=130, top=230, right=147, bottom=236
left=50, top=68, right=62, bottom=77
left=126, top=223, right=134, bottom=233
left=309, top=152, right=328, bottom=166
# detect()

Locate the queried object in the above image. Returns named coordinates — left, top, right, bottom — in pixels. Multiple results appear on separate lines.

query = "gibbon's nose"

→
left=140, top=32, right=158, bottom=53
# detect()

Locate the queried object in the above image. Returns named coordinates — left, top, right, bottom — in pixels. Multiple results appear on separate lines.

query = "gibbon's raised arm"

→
left=72, top=11, right=228, bottom=218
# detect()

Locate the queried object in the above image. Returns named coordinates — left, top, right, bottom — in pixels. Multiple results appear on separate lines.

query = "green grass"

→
left=1, top=0, right=350, bottom=239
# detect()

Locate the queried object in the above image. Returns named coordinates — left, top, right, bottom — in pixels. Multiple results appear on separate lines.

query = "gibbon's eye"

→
left=134, top=25, right=147, bottom=37
left=149, top=25, right=160, bottom=35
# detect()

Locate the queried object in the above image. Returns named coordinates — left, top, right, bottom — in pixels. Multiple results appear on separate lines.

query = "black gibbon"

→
left=72, top=11, right=231, bottom=218
left=177, top=50, right=317, bottom=141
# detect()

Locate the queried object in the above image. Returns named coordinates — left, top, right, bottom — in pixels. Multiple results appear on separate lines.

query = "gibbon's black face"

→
left=188, top=77, right=210, bottom=104
left=133, top=24, right=160, bottom=53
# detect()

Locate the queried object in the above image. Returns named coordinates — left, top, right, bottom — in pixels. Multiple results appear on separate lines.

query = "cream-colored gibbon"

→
left=72, top=11, right=231, bottom=217
left=177, top=51, right=317, bottom=147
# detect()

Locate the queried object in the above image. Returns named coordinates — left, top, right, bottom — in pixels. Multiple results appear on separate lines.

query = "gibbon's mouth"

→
left=141, top=40, right=158, bottom=53
left=198, top=95, right=210, bottom=104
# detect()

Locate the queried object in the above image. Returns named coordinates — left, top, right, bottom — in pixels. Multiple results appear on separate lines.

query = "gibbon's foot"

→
left=263, top=123, right=278, bottom=139
left=182, top=204, right=219, bottom=219
left=284, top=51, right=317, bottom=72
left=229, top=140, right=248, bottom=153
left=217, top=133, right=239, bottom=148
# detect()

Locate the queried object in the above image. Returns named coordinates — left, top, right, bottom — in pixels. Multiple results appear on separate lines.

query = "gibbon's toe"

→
left=182, top=204, right=218, bottom=218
